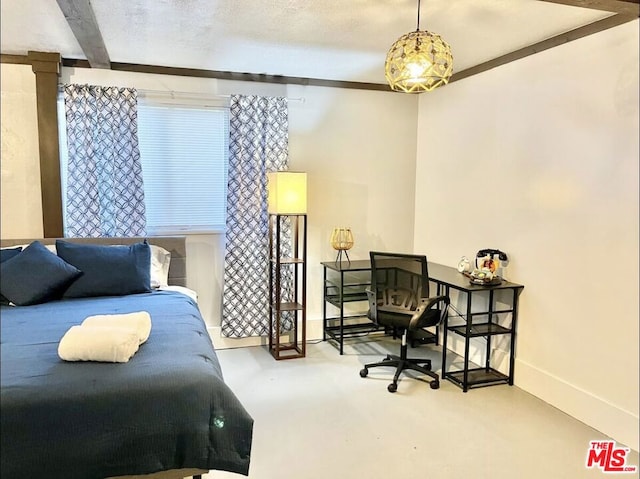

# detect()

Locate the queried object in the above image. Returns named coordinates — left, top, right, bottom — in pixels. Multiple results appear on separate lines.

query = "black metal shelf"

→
left=444, top=367, right=509, bottom=389
left=321, top=261, right=375, bottom=354
left=324, top=292, right=369, bottom=307
left=440, top=278, right=524, bottom=392
left=325, top=279, right=370, bottom=288
left=325, top=321, right=385, bottom=341
left=447, top=322, right=511, bottom=338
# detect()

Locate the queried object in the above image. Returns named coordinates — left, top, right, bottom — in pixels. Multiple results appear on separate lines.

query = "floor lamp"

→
left=267, top=171, right=307, bottom=360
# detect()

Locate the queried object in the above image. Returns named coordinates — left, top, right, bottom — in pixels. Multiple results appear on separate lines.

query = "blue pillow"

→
left=0, top=242, right=82, bottom=306
left=1, top=247, right=23, bottom=305
left=1, top=247, right=22, bottom=262
left=56, top=240, right=151, bottom=298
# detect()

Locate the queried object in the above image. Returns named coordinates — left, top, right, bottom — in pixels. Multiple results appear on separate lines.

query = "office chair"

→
left=359, top=251, right=449, bottom=393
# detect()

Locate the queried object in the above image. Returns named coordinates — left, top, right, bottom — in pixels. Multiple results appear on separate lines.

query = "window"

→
left=58, top=94, right=229, bottom=235
left=137, top=101, right=229, bottom=234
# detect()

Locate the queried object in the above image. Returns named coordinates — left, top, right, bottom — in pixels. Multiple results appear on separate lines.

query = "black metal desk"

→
left=428, top=263, right=524, bottom=392
left=321, top=260, right=524, bottom=391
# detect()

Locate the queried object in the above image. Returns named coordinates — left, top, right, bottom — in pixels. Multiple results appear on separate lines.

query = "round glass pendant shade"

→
left=385, top=30, right=453, bottom=93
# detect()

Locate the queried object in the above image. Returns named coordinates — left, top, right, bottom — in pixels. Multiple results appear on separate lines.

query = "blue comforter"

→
left=0, top=291, right=253, bottom=478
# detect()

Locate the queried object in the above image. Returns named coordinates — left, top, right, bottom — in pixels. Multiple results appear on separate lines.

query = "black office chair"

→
left=359, top=251, right=449, bottom=393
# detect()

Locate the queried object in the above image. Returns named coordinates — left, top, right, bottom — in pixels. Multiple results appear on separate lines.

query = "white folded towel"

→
left=58, top=325, right=140, bottom=363
left=82, top=311, right=152, bottom=345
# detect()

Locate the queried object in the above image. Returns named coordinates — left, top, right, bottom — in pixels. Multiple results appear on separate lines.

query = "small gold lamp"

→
left=385, top=0, right=453, bottom=93
left=330, top=227, right=354, bottom=265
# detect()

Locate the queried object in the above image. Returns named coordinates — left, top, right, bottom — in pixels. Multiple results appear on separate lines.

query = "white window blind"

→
left=137, top=103, right=229, bottom=234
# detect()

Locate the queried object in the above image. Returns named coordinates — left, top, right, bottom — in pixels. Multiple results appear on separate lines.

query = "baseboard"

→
left=516, top=359, right=639, bottom=452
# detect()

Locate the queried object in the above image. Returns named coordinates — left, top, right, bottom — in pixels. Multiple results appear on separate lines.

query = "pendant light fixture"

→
left=385, top=0, right=453, bottom=93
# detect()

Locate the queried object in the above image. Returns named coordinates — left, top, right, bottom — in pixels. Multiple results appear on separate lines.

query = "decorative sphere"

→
left=385, top=30, right=453, bottom=93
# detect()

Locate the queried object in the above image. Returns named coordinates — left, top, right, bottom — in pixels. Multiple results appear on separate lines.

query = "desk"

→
left=321, top=260, right=439, bottom=354
left=321, top=260, right=524, bottom=391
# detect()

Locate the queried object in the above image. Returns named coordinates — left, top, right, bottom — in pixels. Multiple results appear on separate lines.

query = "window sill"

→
left=147, top=229, right=225, bottom=236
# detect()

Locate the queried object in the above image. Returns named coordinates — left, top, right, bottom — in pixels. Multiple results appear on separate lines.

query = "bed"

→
left=0, top=237, right=253, bottom=479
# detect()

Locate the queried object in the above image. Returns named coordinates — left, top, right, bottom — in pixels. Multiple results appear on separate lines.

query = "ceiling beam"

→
left=450, top=13, right=636, bottom=84
left=539, top=0, right=639, bottom=16
left=61, top=58, right=392, bottom=91
left=51, top=2, right=638, bottom=91
left=56, top=0, right=110, bottom=68
left=0, top=54, right=31, bottom=65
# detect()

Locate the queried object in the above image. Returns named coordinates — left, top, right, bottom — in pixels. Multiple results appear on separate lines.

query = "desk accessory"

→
left=330, top=227, right=354, bottom=265
left=465, top=271, right=503, bottom=286
left=457, top=256, right=471, bottom=273
left=458, top=249, right=509, bottom=285
left=475, top=248, right=509, bottom=278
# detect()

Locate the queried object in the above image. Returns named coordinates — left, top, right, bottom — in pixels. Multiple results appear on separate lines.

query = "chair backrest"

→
left=369, top=251, right=430, bottom=311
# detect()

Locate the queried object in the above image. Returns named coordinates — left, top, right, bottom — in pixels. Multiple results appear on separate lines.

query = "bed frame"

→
left=0, top=236, right=206, bottom=479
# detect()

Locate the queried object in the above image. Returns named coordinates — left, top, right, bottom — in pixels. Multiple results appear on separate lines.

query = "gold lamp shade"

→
left=385, top=30, right=453, bottom=93
left=267, top=171, right=307, bottom=214
left=331, top=228, right=354, bottom=265
left=385, top=0, right=453, bottom=93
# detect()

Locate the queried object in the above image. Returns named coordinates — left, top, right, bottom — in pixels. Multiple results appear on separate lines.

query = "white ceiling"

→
left=0, top=0, right=617, bottom=84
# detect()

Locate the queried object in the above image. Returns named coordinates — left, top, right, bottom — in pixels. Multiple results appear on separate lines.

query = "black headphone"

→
left=476, top=249, right=508, bottom=261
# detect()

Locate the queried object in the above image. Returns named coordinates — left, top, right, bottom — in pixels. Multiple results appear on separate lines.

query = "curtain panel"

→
left=63, top=84, right=146, bottom=237
left=222, top=95, right=291, bottom=338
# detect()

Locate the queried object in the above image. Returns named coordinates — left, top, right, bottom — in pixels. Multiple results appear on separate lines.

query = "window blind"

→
left=137, top=104, right=229, bottom=234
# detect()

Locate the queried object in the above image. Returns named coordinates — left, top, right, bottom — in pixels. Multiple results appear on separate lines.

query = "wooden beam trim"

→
left=0, top=54, right=31, bottom=65
left=27, top=51, right=64, bottom=238
left=61, top=58, right=393, bottom=92
left=56, top=0, right=111, bottom=68
left=449, top=13, right=636, bottom=84
left=539, top=0, right=639, bottom=16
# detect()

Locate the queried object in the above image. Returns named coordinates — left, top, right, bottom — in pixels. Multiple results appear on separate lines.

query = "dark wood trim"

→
left=27, top=51, right=64, bottom=238
left=450, top=13, right=636, bottom=84
left=0, top=54, right=31, bottom=65
left=62, top=58, right=392, bottom=92
left=55, top=0, right=110, bottom=68
left=61, top=9, right=637, bottom=92
left=539, top=0, right=639, bottom=16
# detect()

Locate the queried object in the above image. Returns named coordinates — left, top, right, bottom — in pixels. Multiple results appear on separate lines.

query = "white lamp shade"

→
left=267, top=172, right=307, bottom=214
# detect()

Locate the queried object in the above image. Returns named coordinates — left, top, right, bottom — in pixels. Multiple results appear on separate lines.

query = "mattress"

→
left=0, top=290, right=253, bottom=479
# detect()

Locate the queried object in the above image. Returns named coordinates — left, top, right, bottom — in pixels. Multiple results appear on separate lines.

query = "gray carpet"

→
left=210, top=337, right=638, bottom=478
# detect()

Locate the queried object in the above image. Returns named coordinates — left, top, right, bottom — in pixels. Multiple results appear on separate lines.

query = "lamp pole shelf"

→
left=268, top=213, right=307, bottom=360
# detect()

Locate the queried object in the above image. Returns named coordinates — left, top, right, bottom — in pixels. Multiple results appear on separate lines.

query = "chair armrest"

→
left=409, top=295, right=450, bottom=330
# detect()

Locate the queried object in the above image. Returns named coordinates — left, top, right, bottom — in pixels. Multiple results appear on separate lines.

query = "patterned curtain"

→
left=222, top=95, right=290, bottom=338
left=63, top=84, right=146, bottom=237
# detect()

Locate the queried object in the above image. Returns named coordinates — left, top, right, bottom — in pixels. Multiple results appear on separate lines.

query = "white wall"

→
left=413, top=21, right=639, bottom=451
left=1, top=66, right=419, bottom=341
left=0, top=63, right=43, bottom=238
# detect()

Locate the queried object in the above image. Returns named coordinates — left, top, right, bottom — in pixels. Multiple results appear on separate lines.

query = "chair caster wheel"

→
left=430, top=381, right=440, bottom=390
left=359, top=368, right=368, bottom=378
left=387, top=382, right=397, bottom=393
